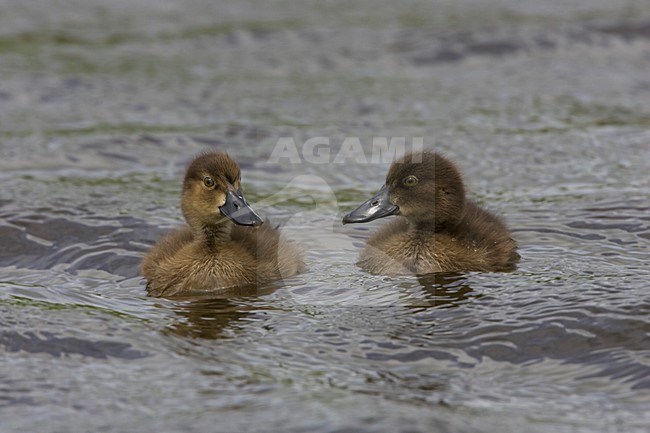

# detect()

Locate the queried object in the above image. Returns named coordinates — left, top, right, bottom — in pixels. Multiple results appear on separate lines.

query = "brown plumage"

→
left=141, top=152, right=305, bottom=297
left=343, top=151, right=519, bottom=276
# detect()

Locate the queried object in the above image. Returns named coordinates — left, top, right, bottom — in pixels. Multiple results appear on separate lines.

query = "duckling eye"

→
left=403, top=175, right=419, bottom=187
left=203, top=177, right=215, bottom=189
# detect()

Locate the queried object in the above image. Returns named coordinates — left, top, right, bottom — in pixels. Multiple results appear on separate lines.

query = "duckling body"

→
left=142, top=152, right=304, bottom=297
left=343, top=152, right=519, bottom=276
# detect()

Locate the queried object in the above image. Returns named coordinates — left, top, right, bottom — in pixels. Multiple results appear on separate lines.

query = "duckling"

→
left=343, top=151, right=519, bottom=275
left=141, top=152, right=304, bottom=297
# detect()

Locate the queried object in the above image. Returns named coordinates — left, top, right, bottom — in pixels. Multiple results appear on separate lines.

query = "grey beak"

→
left=220, top=189, right=263, bottom=226
left=342, top=185, right=399, bottom=224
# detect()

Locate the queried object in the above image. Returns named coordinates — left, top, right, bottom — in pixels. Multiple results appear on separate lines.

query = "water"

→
left=1, top=1, right=649, bottom=432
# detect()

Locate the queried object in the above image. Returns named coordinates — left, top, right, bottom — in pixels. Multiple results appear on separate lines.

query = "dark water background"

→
left=1, top=1, right=649, bottom=432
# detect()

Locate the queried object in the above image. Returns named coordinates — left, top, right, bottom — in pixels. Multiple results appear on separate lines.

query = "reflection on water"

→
left=165, top=285, right=280, bottom=339
left=166, top=275, right=477, bottom=339
left=166, top=298, right=254, bottom=340
left=416, top=273, right=479, bottom=307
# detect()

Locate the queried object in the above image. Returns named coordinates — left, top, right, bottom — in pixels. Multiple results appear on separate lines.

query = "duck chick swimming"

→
left=142, top=152, right=304, bottom=297
left=343, top=151, right=519, bottom=276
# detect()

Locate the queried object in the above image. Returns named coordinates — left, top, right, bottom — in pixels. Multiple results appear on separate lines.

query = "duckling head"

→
left=181, top=152, right=263, bottom=237
left=343, top=151, right=466, bottom=229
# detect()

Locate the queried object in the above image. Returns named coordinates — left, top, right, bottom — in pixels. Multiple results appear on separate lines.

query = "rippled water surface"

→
left=1, top=1, right=649, bottom=432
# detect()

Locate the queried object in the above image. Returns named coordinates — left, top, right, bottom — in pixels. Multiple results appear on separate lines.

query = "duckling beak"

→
left=342, top=185, right=399, bottom=224
left=220, top=189, right=264, bottom=226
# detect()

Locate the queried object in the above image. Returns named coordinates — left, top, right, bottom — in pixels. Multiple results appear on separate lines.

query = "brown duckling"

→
left=343, top=151, right=519, bottom=276
left=141, top=152, right=304, bottom=297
